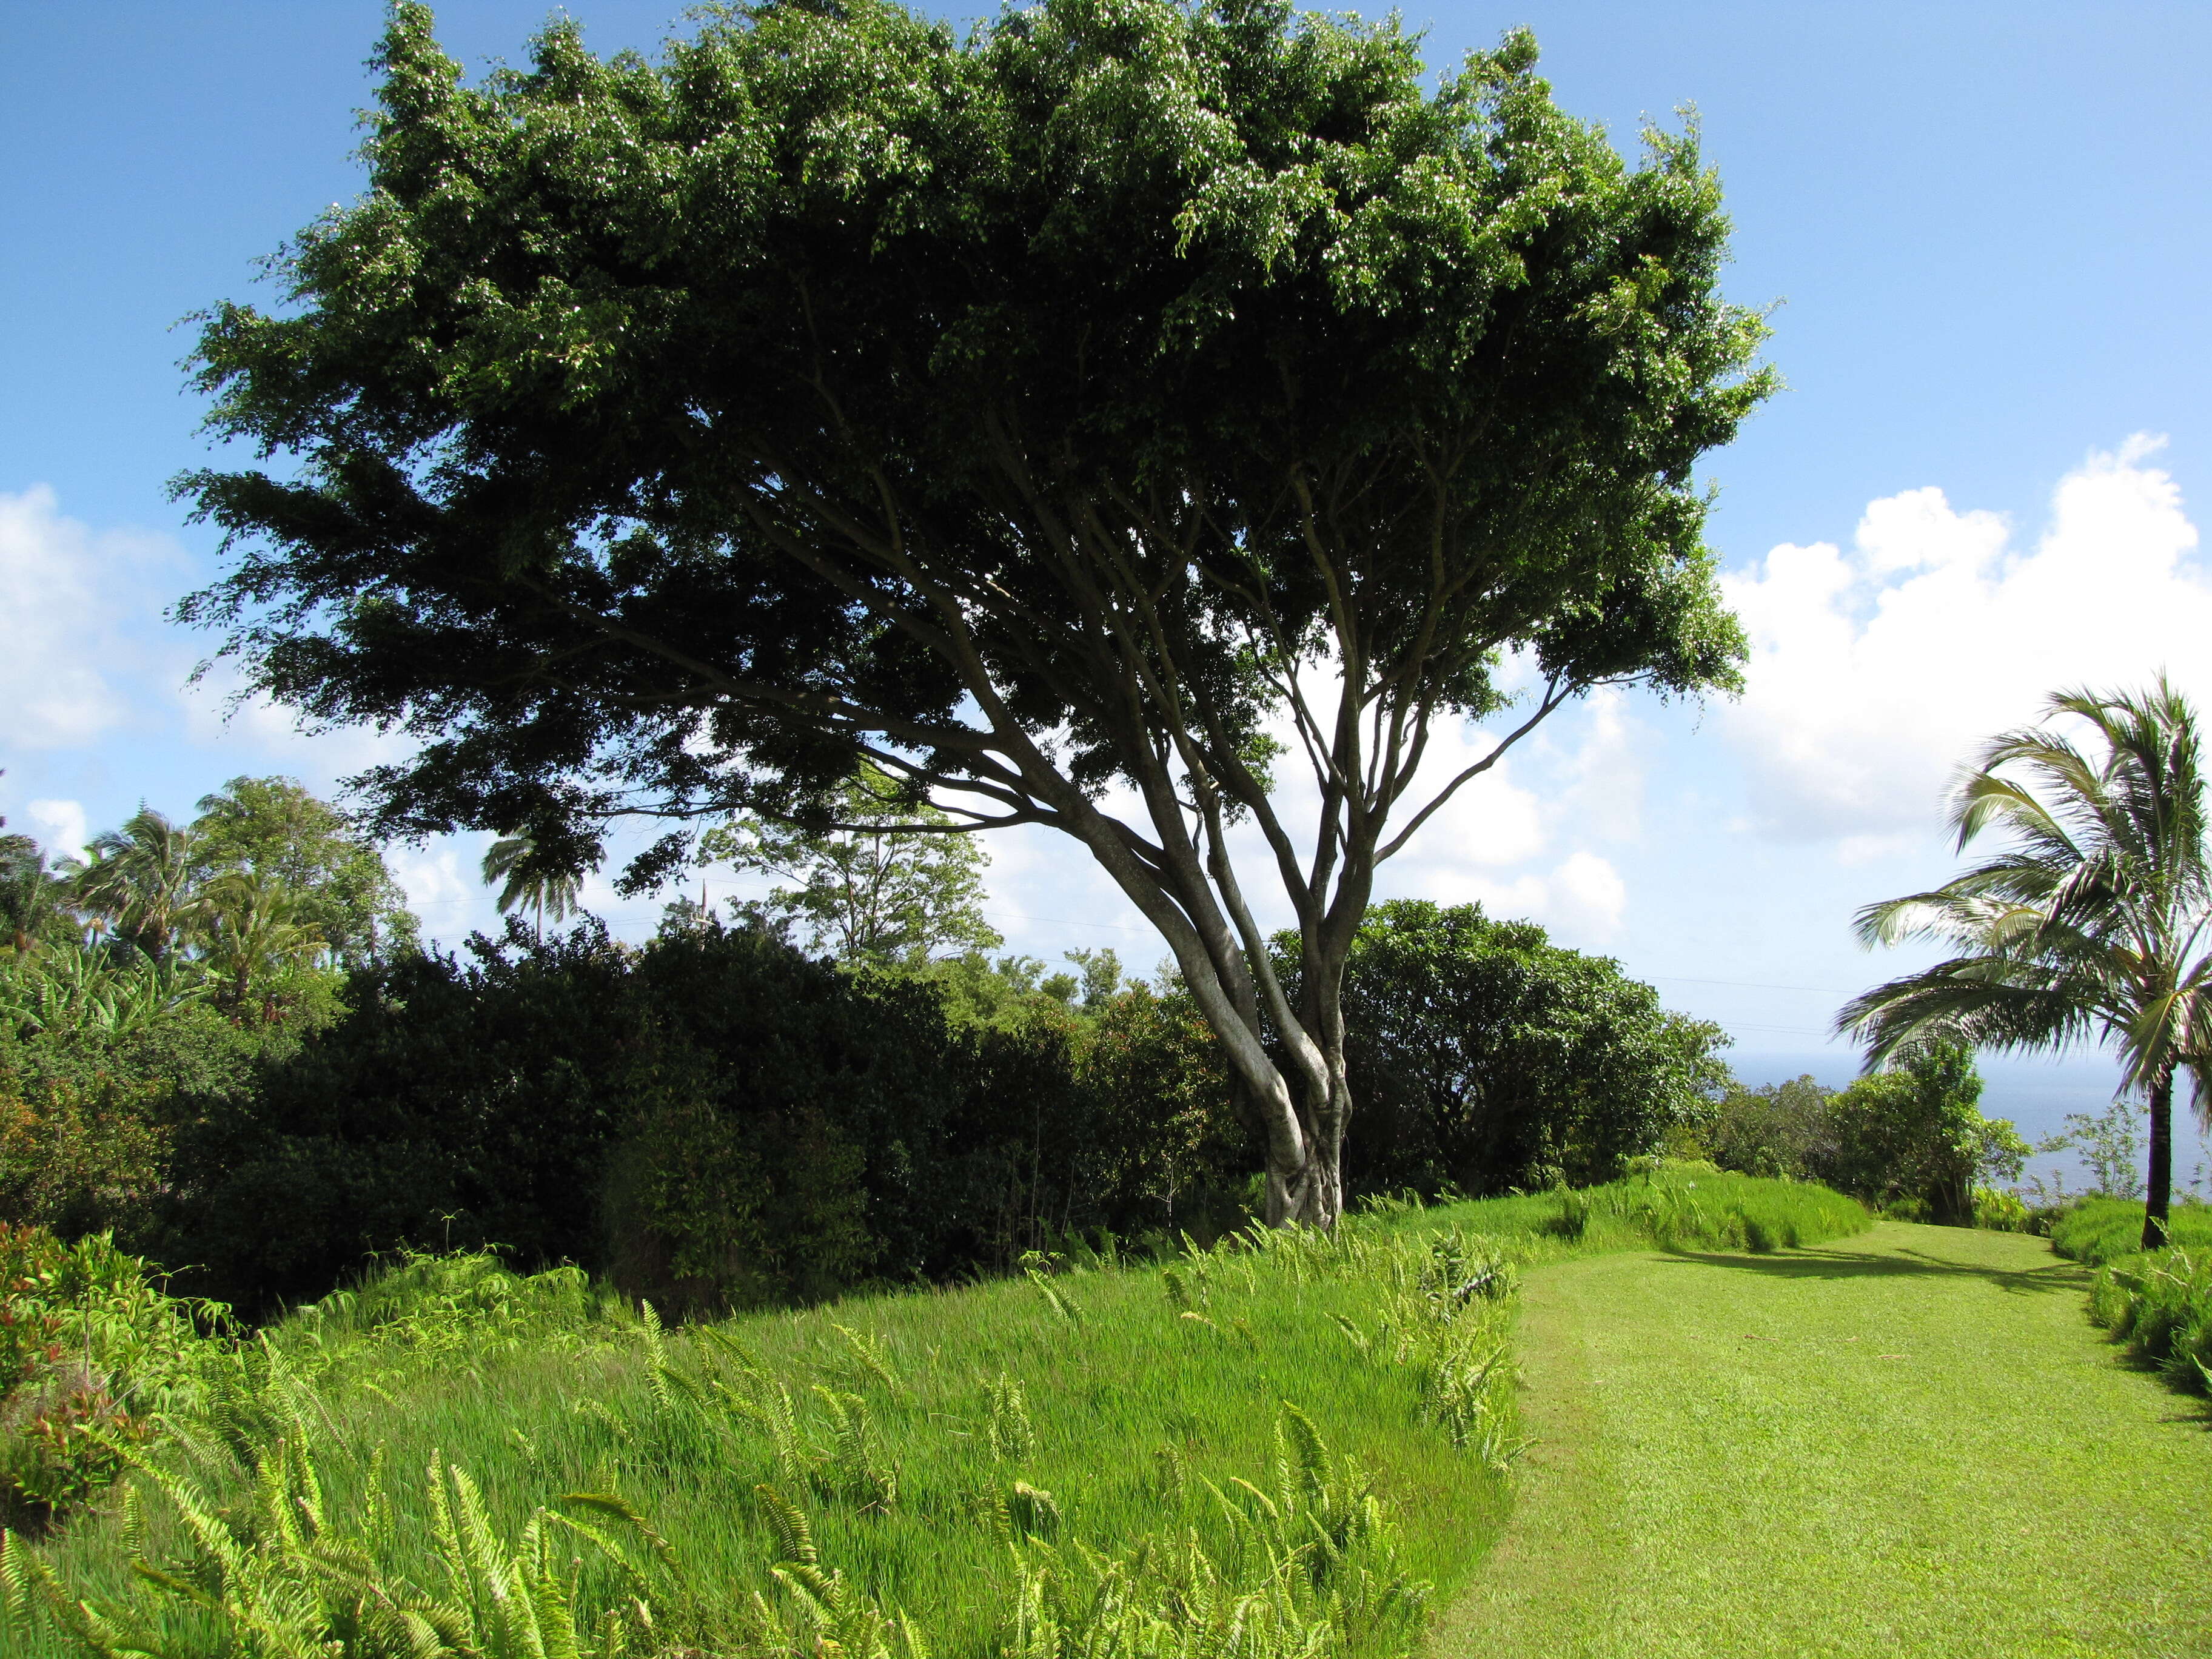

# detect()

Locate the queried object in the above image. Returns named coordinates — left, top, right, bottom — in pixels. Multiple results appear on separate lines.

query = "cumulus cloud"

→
left=0, top=486, right=175, bottom=748
left=24, top=799, right=88, bottom=862
left=1385, top=849, right=1627, bottom=942
left=1722, top=436, right=2212, bottom=844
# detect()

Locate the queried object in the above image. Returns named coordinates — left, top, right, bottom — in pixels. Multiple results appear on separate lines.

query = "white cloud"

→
left=24, top=799, right=87, bottom=862
left=1552, top=850, right=1628, bottom=935
left=179, top=659, right=413, bottom=785
left=1557, top=687, right=1644, bottom=843
left=1388, top=850, right=1627, bottom=942
left=0, top=486, right=175, bottom=748
left=1722, top=435, right=2212, bottom=844
left=386, top=841, right=500, bottom=947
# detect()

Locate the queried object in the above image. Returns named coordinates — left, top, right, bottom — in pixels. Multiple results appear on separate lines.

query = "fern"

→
left=829, top=1324, right=900, bottom=1395
left=1024, top=1270, right=1084, bottom=1329
left=1006, top=1483, right=1062, bottom=1540
left=754, top=1482, right=820, bottom=1567
left=813, top=1387, right=897, bottom=1512
left=984, top=1373, right=1036, bottom=1465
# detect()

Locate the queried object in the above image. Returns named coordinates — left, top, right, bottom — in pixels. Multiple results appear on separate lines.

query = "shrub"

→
left=1303, top=900, right=1731, bottom=1198
left=2088, top=1245, right=2212, bottom=1393
left=0, top=999, right=266, bottom=1240
left=0, top=1227, right=223, bottom=1527
left=2051, top=1197, right=2212, bottom=1267
left=153, top=919, right=1261, bottom=1316
left=1971, top=1186, right=2033, bottom=1232
left=1706, top=1046, right=2020, bottom=1224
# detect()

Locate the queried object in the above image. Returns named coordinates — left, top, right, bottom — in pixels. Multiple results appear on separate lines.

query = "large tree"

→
left=1840, top=683, right=2212, bottom=1249
left=177, top=0, right=1769, bottom=1224
left=193, top=775, right=420, bottom=966
left=699, top=763, right=1003, bottom=962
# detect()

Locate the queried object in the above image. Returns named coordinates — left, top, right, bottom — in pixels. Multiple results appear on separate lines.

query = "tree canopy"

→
left=700, top=763, right=1002, bottom=961
left=178, top=0, right=1769, bottom=1222
left=1313, top=899, right=1731, bottom=1193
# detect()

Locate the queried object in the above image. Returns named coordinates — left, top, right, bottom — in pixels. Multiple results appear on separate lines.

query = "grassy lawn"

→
left=5, top=1173, right=1863, bottom=1659
left=1441, top=1222, right=2212, bottom=1658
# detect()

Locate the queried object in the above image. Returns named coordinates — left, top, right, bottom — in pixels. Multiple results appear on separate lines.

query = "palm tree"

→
left=481, top=830, right=585, bottom=939
left=196, top=868, right=325, bottom=1016
left=1838, top=679, right=2212, bottom=1250
left=0, top=830, right=67, bottom=954
left=70, top=806, right=201, bottom=962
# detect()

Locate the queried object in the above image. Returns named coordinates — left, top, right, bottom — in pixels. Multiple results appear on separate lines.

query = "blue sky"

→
left=5, top=2, right=2210, bottom=1173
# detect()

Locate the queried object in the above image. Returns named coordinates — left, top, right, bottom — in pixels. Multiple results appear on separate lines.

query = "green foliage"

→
left=154, top=917, right=1247, bottom=1316
left=1840, top=679, right=2212, bottom=1248
left=2033, top=1099, right=2145, bottom=1199
left=2087, top=1244, right=2212, bottom=1395
left=1313, top=901, right=1733, bottom=1195
left=1704, top=1046, right=2019, bottom=1224
left=700, top=763, right=1002, bottom=964
left=49, top=779, right=415, bottom=1014
left=0, top=944, right=215, bottom=1043
left=1971, top=1186, right=2033, bottom=1232
left=0, top=779, right=417, bottom=1249
left=4, top=1436, right=671, bottom=1658
left=192, top=776, right=419, bottom=969
left=0, top=1228, right=225, bottom=1527
left=2051, top=1196, right=2212, bottom=1268
left=0, top=1173, right=1860, bottom=1659
left=175, top=0, right=1770, bottom=1225
left=0, top=988, right=273, bottom=1239
left=0, top=802, right=69, bottom=956
left=480, top=826, right=588, bottom=940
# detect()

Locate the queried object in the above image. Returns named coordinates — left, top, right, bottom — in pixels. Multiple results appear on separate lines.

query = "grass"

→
left=1443, top=1222, right=2212, bottom=1658
left=2048, top=1195, right=2212, bottom=1266
left=0, top=1168, right=1864, bottom=1659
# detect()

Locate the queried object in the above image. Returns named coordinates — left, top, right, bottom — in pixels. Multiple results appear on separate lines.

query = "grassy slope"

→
left=1443, top=1222, right=2212, bottom=1659
left=2051, top=1195, right=2212, bottom=1265
left=16, top=1172, right=1863, bottom=1658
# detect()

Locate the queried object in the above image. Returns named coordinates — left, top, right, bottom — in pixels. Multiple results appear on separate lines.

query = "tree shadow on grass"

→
left=1656, top=1242, right=2089, bottom=1297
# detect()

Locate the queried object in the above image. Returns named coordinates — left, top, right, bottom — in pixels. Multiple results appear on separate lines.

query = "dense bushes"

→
left=145, top=919, right=1253, bottom=1316
left=7, top=889, right=1761, bottom=1319
left=0, top=996, right=275, bottom=1239
left=1702, top=1046, right=2028, bottom=1222
left=0, top=1227, right=222, bottom=1528
left=2087, top=1245, right=2212, bottom=1394
left=1314, top=901, right=1731, bottom=1197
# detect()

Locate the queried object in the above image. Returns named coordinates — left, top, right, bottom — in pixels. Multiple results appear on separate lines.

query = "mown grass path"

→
left=1441, top=1222, right=2212, bottom=1658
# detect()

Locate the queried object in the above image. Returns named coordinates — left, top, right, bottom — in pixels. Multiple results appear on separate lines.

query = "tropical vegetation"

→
left=175, top=0, right=1772, bottom=1228
left=1701, top=1044, right=2029, bottom=1222
left=0, top=1172, right=1865, bottom=1659
left=1841, top=680, right=2212, bottom=1248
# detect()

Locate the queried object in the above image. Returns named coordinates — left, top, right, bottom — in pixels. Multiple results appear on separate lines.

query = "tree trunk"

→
left=1265, top=1099, right=1344, bottom=1227
left=2143, top=1069, right=2174, bottom=1250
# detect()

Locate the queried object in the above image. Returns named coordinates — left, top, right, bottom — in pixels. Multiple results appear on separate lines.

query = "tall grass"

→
left=2049, top=1196, right=2212, bottom=1267
left=2, top=1170, right=1867, bottom=1658
left=2086, top=1246, right=2212, bottom=1394
left=2048, top=1199, right=2212, bottom=1397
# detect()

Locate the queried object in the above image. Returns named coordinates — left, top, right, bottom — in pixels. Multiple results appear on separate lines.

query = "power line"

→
left=1646, top=973, right=1858, bottom=996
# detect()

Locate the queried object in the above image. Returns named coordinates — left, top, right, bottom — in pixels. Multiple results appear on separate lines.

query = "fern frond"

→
left=755, top=1483, right=820, bottom=1566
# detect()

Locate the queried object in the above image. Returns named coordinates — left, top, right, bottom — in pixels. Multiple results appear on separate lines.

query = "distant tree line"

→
left=9, top=765, right=2051, bottom=1317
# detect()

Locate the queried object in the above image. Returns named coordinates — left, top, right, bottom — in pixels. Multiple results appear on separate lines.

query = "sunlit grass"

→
left=7, top=1171, right=1867, bottom=1658
left=2049, top=1195, right=2212, bottom=1267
